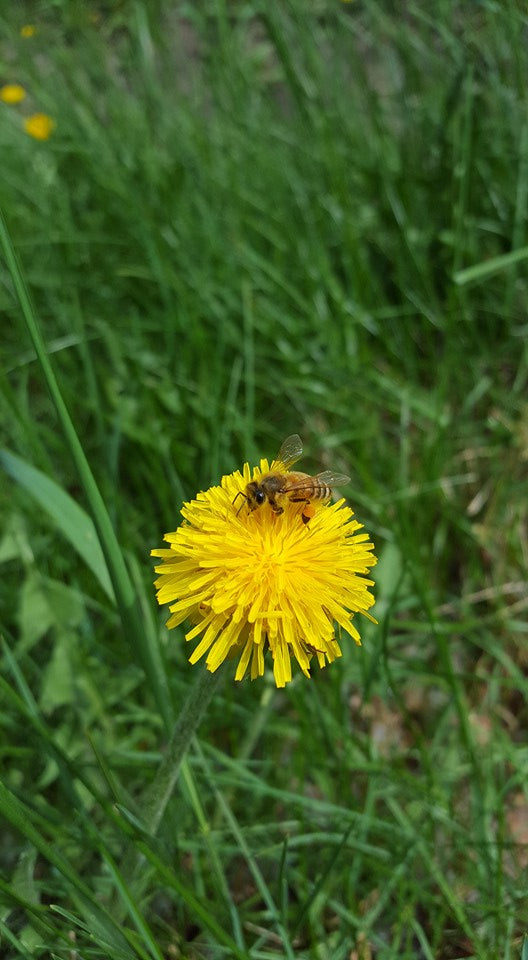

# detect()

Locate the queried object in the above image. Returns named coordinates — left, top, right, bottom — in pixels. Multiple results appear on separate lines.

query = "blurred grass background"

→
left=1, top=1, right=528, bottom=958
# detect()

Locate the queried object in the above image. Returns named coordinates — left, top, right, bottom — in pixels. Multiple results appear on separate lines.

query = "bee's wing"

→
left=284, top=470, right=350, bottom=492
left=271, top=434, right=303, bottom=471
left=314, top=471, right=350, bottom=487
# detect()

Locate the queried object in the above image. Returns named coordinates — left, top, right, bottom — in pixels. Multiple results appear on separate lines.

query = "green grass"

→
left=1, top=1, right=528, bottom=957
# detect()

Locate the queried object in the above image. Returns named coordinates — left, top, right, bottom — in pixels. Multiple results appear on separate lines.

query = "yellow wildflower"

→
left=21, top=25, right=37, bottom=37
left=0, top=84, right=26, bottom=104
left=152, top=445, right=377, bottom=688
left=23, top=113, right=55, bottom=141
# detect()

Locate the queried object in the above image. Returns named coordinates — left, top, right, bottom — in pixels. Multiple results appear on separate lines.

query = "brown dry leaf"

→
left=349, top=931, right=373, bottom=960
left=506, top=791, right=528, bottom=872
left=402, top=683, right=428, bottom=714
left=468, top=711, right=493, bottom=747
left=358, top=887, right=380, bottom=915
left=363, top=696, right=410, bottom=756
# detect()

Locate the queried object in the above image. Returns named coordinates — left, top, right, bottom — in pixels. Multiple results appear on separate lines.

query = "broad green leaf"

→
left=44, top=578, right=85, bottom=630
left=40, top=632, right=75, bottom=715
left=18, top=575, right=55, bottom=653
left=10, top=848, right=39, bottom=907
left=522, top=934, right=528, bottom=960
left=0, top=448, right=114, bottom=602
left=0, top=529, right=21, bottom=563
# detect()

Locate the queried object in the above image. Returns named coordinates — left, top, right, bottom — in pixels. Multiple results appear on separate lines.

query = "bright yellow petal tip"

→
left=152, top=458, right=377, bottom=688
left=23, top=113, right=55, bottom=140
left=0, top=84, right=26, bottom=104
left=21, top=25, right=37, bottom=37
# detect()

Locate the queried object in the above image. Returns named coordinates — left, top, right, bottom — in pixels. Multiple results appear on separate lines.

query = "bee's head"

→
left=244, top=480, right=266, bottom=510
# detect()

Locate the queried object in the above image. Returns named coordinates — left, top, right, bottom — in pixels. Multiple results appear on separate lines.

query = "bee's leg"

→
left=288, top=496, right=314, bottom=525
left=268, top=494, right=283, bottom=515
left=233, top=491, right=248, bottom=515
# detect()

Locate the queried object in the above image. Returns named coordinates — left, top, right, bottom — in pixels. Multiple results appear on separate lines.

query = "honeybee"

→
left=233, top=434, right=350, bottom=520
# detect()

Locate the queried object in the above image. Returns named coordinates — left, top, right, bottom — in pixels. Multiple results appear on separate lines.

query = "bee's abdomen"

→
left=313, top=485, right=332, bottom=500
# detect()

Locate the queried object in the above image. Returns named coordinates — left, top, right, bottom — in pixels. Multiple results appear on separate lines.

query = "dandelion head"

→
left=0, top=84, right=26, bottom=104
left=152, top=451, right=377, bottom=688
left=23, top=113, right=55, bottom=141
left=20, top=25, right=37, bottom=37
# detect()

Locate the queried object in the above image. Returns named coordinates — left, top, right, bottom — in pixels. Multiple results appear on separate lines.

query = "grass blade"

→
left=0, top=209, right=172, bottom=731
left=0, top=780, right=132, bottom=957
left=453, top=245, right=528, bottom=285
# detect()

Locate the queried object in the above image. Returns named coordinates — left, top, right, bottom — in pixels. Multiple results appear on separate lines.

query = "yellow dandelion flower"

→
left=23, top=113, right=55, bottom=141
left=21, top=25, right=37, bottom=37
left=152, top=437, right=377, bottom=688
left=0, top=84, right=26, bottom=104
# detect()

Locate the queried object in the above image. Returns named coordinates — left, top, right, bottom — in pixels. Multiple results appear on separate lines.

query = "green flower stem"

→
left=141, top=666, right=225, bottom=836
left=116, top=667, right=224, bottom=908
left=0, top=209, right=172, bottom=731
